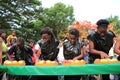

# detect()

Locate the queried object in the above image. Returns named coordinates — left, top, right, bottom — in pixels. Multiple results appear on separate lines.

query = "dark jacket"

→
left=7, top=44, right=34, bottom=65
left=63, top=40, right=84, bottom=60
left=88, top=30, right=115, bottom=61
left=38, top=39, right=59, bottom=61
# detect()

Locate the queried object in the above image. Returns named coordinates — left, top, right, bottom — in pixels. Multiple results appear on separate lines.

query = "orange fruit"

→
left=79, top=60, right=86, bottom=65
left=35, top=60, right=46, bottom=66
left=94, top=59, right=100, bottom=64
left=51, top=61, right=58, bottom=66
left=18, top=60, right=25, bottom=66
left=12, top=60, right=18, bottom=66
left=100, top=59, right=108, bottom=64
left=4, top=60, right=12, bottom=66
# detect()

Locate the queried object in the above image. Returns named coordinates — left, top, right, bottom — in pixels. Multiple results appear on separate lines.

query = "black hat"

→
left=96, top=19, right=109, bottom=28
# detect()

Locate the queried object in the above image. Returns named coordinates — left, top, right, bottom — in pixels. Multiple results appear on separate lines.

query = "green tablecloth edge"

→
left=0, top=65, right=7, bottom=72
left=1, top=63, right=120, bottom=75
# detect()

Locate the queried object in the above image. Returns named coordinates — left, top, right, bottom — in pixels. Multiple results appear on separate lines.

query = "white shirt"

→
left=34, top=43, right=40, bottom=50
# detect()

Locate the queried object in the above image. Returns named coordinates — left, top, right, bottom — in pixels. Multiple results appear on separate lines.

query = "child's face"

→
left=1, top=33, right=6, bottom=38
left=10, top=39, right=16, bottom=45
left=97, top=27, right=107, bottom=37
left=68, top=34, right=77, bottom=45
left=29, top=42, right=34, bottom=47
left=12, top=31, right=16, bottom=36
left=42, top=33, right=51, bottom=42
left=17, top=40, right=24, bottom=48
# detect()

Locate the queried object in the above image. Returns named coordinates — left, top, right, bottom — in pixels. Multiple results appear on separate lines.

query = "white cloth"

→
left=34, top=43, right=40, bottom=50
left=2, top=73, right=7, bottom=80
left=57, top=46, right=65, bottom=63
left=108, top=40, right=118, bottom=58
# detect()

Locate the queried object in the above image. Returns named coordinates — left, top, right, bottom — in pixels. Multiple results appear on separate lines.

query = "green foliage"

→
left=0, top=1, right=75, bottom=41
left=29, top=0, right=41, bottom=5
left=115, top=29, right=120, bottom=35
left=15, top=28, right=40, bottom=42
left=32, top=20, right=43, bottom=28
left=0, top=0, right=42, bottom=28
left=0, top=17, right=11, bottom=29
left=41, top=2, right=75, bottom=37
left=107, top=16, right=120, bottom=29
left=107, top=15, right=120, bottom=35
left=0, top=0, right=43, bottom=41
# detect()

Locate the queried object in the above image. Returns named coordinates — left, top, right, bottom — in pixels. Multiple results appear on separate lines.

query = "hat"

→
left=96, top=19, right=109, bottom=28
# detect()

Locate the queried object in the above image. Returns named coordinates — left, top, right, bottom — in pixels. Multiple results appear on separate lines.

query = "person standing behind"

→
left=88, top=19, right=116, bottom=80
left=82, top=38, right=90, bottom=63
left=0, top=31, right=2, bottom=80
left=27, top=39, right=39, bottom=63
left=0, top=36, right=2, bottom=65
left=0, top=30, right=8, bottom=80
left=33, top=27, right=59, bottom=80
left=0, top=30, right=8, bottom=63
left=7, top=38, right=17, bottom=60
left=113, top=36, right=120, bottom=80
left=63, top=28, right=84, bottom=80
left=114, top=36, right=120, bottom=57
left=7, top=30, right=17, bottom=47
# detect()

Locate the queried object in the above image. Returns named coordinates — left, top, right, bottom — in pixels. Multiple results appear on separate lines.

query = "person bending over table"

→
left=32, top=27, right=60, bottom=80
left=7, top=37, right=34, bottom=80
left=63, top=28, right=84, bottom=80
left=88, top=19, right=116, bottom=80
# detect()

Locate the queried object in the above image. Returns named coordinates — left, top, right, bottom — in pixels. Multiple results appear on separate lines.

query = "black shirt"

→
left=63, top=40, right=84, bottom=60
left=38, top=39, right=59, bottom=61
left=7, top=44, right=34, bottom=65
left=88, top=30, right=115, bottom=60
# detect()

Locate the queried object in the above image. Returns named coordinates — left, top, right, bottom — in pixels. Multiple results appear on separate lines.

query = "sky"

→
left=41, top=0, right=120, bottom=24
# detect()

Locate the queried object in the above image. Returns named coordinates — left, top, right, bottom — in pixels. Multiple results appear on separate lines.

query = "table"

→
left=0, top=66, right=7, bottom=72
left=0, top=63, right=120, bottom=75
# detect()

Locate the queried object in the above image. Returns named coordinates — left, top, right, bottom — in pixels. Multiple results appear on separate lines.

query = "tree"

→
left=41, top=2, right=75, bottom=37
left=0, top=0, right=44, bottom=41
left=0, top=0, right=42, bottom=28
left=69, top=21, right=97, bottom=40
left=107, top=15, right=120, bottom=35
left=0, top=1, right=75, bottom=41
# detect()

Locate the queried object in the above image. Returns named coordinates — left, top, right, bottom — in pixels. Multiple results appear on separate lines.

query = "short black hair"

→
left=28, top=39, right=35, bottom=43
left=96, top=19, right=109, bottom=28
left=17, top=37, right=25, bottom=45
left=69, top=28, right=80, bottom=37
